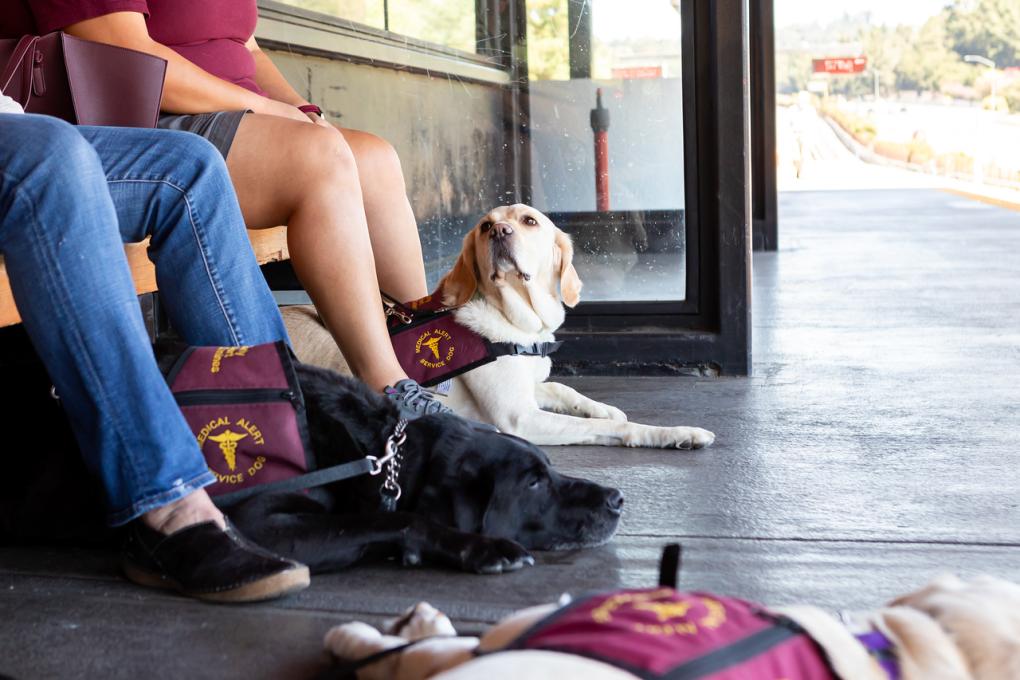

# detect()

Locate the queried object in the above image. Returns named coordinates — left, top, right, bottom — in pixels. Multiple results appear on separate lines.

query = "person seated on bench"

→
left=0, top=101, right=309, bottom=603
left=1, top=1, right=453, bottom=419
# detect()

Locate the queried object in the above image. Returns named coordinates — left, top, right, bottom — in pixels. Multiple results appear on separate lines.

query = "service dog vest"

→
left=507, top=588, right=837, bottom=680
left=385, top=291, right=561, bottom=387
left=166, top=341, right=312, bottom=501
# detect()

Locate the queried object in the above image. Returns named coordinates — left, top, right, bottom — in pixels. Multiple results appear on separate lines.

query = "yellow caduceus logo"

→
left=633, top=600, right=693, bottom=622
left=208, top=429, right=248, bottom=471
left=591, top=589, right=727, bottom=637
left=196, top=416, right=268, bottom=486
left=415, top=329, right=455, bottom=369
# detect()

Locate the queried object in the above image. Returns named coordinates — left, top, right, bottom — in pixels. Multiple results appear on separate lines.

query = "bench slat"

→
left=0, top=227, right=289, bottom=328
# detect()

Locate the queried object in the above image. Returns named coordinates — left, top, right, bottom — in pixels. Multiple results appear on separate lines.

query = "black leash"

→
left=216, top=419, right=409, bottom=509
left=317, top=638, right=439, bottom=680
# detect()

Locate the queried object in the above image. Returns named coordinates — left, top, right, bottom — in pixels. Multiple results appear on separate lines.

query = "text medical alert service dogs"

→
left=284, top=205, right=715, bottom=449
left=325, top=570, right=1020, bottom=680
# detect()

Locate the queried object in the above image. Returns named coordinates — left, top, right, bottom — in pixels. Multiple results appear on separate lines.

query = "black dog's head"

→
left=408, top=416, right=622, bottom=550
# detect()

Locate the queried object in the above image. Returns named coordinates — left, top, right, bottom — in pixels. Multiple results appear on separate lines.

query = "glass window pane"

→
left=527, top=0, right=687, bottom=302
left=275, top=0, right=477, bottom=54
left=274, top=0, right=385, bottom=30
left=388, top=0, right=477, bottom=53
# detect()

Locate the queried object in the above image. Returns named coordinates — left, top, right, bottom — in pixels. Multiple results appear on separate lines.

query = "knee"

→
left=295, top=125, right=360, bottom=188
left=157, top=130, right=229, bottom=186
left=351, top=132, right=405, bottom=186
left=28, top=117, right=100, bottom=179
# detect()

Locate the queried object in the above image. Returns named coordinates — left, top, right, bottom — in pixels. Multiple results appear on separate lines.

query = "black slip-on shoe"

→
left=121, top=519, right=310, bottom=603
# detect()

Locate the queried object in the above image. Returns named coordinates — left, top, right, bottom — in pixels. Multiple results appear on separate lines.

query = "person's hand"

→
left=258, top=98, right=313, bottom=124
left=308, top=112, right=332, bottom=129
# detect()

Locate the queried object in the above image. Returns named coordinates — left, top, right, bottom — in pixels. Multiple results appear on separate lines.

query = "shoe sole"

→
left=122, top=560, right=311, bottom=603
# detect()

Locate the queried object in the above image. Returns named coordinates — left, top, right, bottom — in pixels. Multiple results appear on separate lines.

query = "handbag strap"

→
left=1, top=35, right=38, bottom=103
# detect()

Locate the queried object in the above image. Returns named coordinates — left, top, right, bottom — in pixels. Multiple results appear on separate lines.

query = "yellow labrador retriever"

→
left=282, top=205, right=714, bottom=449
left=325, top=574, right=1020, bottom=680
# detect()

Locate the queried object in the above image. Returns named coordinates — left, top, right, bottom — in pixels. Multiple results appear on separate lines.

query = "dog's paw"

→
left=624, top=426, right=715, bottom=449
left=668, top=427, right=715, bottom=450
left=600, top=404, right=628, bottom=422
left=323, top=622, right=384, bottom=659
left=387, top=602, right=457, bottom=639
left=462, top=537, right=535, bottom=575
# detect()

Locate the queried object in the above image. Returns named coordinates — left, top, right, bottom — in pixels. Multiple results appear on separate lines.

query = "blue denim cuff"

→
left=106, top=469, right=216, bottom=527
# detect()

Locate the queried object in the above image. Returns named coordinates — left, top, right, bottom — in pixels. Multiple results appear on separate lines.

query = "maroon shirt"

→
left=0, top=0, right=266, bottom=96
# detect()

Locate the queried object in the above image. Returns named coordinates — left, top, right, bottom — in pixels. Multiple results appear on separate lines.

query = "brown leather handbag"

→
left=0, top=32, right=166, bottom=127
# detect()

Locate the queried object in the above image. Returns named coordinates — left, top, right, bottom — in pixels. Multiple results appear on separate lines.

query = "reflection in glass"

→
left=273, top=0, right=476, bottom=53
left=274, top=0, right=385, bottom=29
left=527, top=0, right=686, bottom=302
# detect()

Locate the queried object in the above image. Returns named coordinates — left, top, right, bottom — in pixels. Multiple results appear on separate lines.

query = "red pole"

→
left=591, top=88, right=610, bottom=212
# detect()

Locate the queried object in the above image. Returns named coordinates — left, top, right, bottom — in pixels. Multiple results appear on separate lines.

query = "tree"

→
left=896, top=11, right=967, bottom=93
left=526, top=0, right=570, bottom=80
left=945, top=0, right=1020, bottom=68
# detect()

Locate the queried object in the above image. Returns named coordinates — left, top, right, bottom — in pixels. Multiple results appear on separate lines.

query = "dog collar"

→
left=840, top=612, right=900, bottom=680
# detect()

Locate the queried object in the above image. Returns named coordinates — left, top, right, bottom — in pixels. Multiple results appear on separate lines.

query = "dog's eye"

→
left=523, top=216, right=538, bottom=226
left=480, top=221, right=493, bottom=232
left=527, top=474, right=544, bottom=489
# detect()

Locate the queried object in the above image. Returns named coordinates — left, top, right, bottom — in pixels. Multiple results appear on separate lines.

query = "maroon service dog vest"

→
left=509, top=588, right=837, bottom=679
left=385, top=291, right=561, bottom=387
left=167, top=341, right=312, bottom=500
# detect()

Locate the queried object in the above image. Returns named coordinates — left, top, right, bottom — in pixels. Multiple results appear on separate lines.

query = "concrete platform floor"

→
left=3, top=188, right=1020, bottom=679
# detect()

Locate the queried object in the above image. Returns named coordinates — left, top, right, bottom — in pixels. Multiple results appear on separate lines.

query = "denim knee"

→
left=152, top=130, right=229, bottom=185
left=20, top=116, right=102, bottom=183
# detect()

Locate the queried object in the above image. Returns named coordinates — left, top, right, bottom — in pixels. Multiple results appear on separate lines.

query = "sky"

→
left=775, top=0, right=950, bottom=28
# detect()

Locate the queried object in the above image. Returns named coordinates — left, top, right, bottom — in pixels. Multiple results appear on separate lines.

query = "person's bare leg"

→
left=143, top=489, right=225, bottom=533
left=225, top=114, right=407, bottom=391
left=339, top=128, right=428, bottom=303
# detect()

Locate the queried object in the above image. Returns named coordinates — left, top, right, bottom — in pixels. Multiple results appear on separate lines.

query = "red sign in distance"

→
left=611, top=66, right=663, bottom=80
left=812, top=56, right=868, bottom=75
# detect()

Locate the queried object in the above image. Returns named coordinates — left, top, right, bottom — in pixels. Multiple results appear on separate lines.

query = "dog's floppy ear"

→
left=554, top=229, right=582, bottom=308
left=451, top=471, right=515, bottom=539
left=439, top=229, right=479, bottom=307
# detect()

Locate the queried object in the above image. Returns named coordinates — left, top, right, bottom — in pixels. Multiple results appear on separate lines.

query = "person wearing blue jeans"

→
left=0, top=111, right=309, bottom=601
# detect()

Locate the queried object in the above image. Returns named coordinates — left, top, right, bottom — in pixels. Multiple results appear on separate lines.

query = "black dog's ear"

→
left=452, top=488, right=483, bottom=533
left=480, top=485, right=517, bottom=539
left=451, top=458, right=491, bottom=533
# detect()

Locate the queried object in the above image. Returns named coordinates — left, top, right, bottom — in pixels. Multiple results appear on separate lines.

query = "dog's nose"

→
left=606, top=489, right=624, bottom=513
left=490, top=221, right=514, bottom=238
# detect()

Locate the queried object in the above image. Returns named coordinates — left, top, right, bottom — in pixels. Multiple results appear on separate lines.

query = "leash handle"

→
left=658, top=543, right=682, bottom=589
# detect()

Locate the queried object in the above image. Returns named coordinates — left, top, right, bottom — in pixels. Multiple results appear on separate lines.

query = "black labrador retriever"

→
left=0, top=342, right=622, bottom=575
left=225, top=363, right=624, bottom=574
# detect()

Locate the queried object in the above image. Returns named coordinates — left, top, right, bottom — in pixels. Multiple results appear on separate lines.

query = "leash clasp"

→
left=382, top=293, right=414, bottom=325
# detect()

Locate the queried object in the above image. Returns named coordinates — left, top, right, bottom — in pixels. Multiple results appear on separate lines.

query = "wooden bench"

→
left=0, top=227, right=290, bottom=328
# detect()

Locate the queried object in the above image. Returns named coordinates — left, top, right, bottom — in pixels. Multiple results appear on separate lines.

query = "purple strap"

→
left=855, top=630, right=900, bottom=680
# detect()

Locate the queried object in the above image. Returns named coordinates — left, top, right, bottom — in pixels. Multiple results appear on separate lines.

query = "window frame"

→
left=255, top=0, right=753, bottom=375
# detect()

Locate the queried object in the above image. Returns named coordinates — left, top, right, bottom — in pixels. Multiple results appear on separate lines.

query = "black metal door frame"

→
left=487, top=0, right=753, bottom=375
left=750, top=0, right=778, bottom=252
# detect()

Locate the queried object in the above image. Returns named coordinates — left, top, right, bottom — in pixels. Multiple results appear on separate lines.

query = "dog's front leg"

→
left=496, top=407, right=715, bottom=449
left=535, top=382, right=628, bottom=422
left=240, top=509, right=532, bottom=574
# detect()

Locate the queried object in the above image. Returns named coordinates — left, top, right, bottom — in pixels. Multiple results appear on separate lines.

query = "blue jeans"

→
left=0, top=114, right=289, bottom=525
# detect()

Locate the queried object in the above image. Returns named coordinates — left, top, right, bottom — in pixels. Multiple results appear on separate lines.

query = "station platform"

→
left=2, top=188, right=1019, bottom=679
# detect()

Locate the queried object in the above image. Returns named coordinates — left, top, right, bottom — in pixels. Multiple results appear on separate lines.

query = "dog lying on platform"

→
left=222, top=362, right=623, bottom=574
left=325, top=573, right=1020, bottom=679
left=283, top=204, right=715, bottom=449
